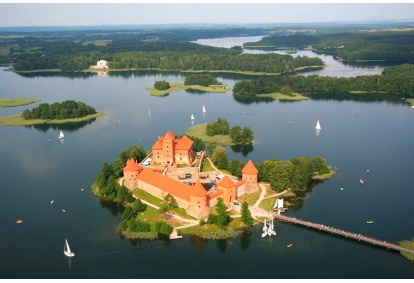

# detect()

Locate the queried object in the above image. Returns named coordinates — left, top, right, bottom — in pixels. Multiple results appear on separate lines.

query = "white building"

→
left=91, top=60, right=109, bottom=70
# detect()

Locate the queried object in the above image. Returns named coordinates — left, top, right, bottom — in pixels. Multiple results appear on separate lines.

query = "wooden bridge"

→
left=273, top=214, right=414, bottom=255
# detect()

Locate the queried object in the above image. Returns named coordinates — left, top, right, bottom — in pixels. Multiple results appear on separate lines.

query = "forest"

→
left=232, top=64, right=414, bottom=98
left=244, top=30, right=414, bottom=63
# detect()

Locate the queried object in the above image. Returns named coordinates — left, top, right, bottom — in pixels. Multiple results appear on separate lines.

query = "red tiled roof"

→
left=191, top=180, right=207, bottom=197
left=152, top=136, right=163, bottom=150
left=123, top=158, right=141, bottom=171
left=175, top=134, right=193, bottom=150
left=217, top=176, right=235, bottom=188
left=242, top=160, right=258, bottom=174
left=138, top=169, right=196, bottom=201
left=164, top=130, right=175, bottom=140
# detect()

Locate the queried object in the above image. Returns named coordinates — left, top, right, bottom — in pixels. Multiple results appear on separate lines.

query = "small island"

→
left=146, top=73, right=230, bottom=96
left=186, top=117, right=253, bottom=146
left=0, top=99, right=104, bottom=126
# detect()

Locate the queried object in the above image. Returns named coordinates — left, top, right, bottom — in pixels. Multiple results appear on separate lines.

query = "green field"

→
left=0, top=98, right=41, bottom=107
left=0, top=112, right=105, bottom=126
left=186, top=123, right=234, bottom=145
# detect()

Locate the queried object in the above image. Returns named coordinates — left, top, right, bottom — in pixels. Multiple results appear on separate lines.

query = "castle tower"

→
left=217, top=176, right=237, bottom=204
left=123, top=158, right=141, bottom=190
left=162, top=130, right=175, bottom=165
left=242, top=160, right=259, bottom=194
left=188, top=180, right=210, bottom=219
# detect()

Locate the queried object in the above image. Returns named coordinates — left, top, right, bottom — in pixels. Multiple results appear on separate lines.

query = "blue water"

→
left=0, top=37, right=413, bottom=279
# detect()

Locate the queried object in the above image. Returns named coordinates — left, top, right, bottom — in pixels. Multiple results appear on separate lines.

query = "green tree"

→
left=133, top=198, right=147, bottom=213
left=216, top=197, right=231, bottom=228
left=241, top=201, right=253, bottom=227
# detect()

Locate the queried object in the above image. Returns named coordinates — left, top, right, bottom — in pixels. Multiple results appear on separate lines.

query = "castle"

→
left=122, top=130, right=259, bottom=220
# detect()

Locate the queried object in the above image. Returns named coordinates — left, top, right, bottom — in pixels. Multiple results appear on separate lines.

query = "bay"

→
left=0, top=36, right=413, bottom=279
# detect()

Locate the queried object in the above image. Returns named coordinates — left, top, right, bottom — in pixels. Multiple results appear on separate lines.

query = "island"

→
left=92, top=129, right=335, bottom=241
left=146, top=74, right=230, bottom=96
left=0, top=99, right=104, bottom=126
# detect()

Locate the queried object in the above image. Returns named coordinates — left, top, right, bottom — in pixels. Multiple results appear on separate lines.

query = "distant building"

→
left=122, top=131, right=260, bottom=219
left=90, top=60, right=109, bottom=70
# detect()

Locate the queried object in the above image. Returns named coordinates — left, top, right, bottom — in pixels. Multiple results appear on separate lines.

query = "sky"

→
left=0, top=2, right=413, bottom=27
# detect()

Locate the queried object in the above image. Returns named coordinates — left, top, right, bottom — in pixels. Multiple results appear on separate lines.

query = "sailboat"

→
left=270, top=219, right=277, bottom=236
left=315, top=120, right=321, bottom=130
left=190, top=113, right=195, bottom=120
left=202, top=105, right=206, bottom=113
left=148, top=109, right=151, bottom=115
left=261, top=219, right=268, bottom=237
left=63, top=239, right=75, bottom=257
left=58, top=130, right=64, bottom=139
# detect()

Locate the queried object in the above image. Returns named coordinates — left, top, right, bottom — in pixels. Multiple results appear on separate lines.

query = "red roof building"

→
left=151, top=130, right=194, bottom=167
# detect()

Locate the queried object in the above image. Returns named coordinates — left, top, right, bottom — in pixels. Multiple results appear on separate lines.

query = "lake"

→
left=0, top=36, right=413, bottom=279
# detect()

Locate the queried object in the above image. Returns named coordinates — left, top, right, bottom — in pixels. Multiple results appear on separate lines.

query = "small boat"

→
left=16, top=219, right=23, bottom=224
left=58, top=130, right=64, bottom=139
left=287, top=244, right=293, bottom=248
left=367, top=221, right=374, bottom=224
left=51, top=200, right=54, bottom=204
left=46, top=139, right=51, bottom=142
left=315, top=120, right=321, bottom=130
left=366, top=170, right=370, bottom=173
left=389, top=148, right=395, bottom=151
left=202, top=105, right=206, bottom=113
left=81, top=188, right=84, bottom=192
left=64, top=239, right=75, bottom=257
left=62, top=209, right=66, bottom=213
left=340, top=188, right=344, bottom=191
left=359, top=178, right=364, bottom=184
left=190, top=113, right=195, bottom=120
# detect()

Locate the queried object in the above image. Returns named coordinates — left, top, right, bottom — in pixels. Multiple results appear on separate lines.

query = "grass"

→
left=146, top=82, right=230, bottom=96
left=399, top=238, right=414, bottom=262
left=0, top=98, right=41, bottom=107
left=405, top=98, right=414, bottom=106
left=311, top=169, right=337, bottom=180
left=186, top=123, right=234, bottom=145
left=257, top=92, right=309, bottom=101
left=0, top=112, right=105, bottom=126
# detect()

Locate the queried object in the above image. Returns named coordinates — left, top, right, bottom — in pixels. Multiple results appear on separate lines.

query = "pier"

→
left=273, top=214, right=414, bottom=255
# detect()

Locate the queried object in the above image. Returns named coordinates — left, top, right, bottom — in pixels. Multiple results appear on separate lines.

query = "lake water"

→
left=1, top=36, right=413, bottom=279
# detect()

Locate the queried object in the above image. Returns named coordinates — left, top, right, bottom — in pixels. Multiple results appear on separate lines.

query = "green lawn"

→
left=0, top=112, right=105, bottom=126
left=0, top=98, right=41, bottom=107
left=186, top=124, right=234, bottom=145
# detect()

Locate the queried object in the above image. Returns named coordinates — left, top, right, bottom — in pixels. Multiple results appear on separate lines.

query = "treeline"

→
left=244, top=31, right=414, bottom=63
left=184, top=74, right=220, bottom=86
left=208, top=144, right=331, bottom=193
left=206, top=118, right=254, bottom=144
left=233, top=64, right=414, bottom=98
left=22, top=100, right=97, bottom=120
left=7, top=39, right=323, bottom=73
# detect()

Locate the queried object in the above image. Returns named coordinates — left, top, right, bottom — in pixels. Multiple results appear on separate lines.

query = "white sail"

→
left=64, top=239, right=75, bottom=257
left=315, top=120, right=321, bottom=130
left=271, top=219, right=277, bottom=235
left=277, top=198, right=284, bottom=209
left=148, top=110, right=151, bottom=115
left=58, top=130, right=64, bottom=139
left=191, top=113, right=195, bottom=120
left=273, top=199, right=278, bottom=209
left=202, top=105, right=206, bottom=113
left=262, top=219, right=267, bottom=232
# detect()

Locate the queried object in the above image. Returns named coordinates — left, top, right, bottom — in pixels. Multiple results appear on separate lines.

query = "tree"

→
left=122, top=206, right=135, bottom=221
left=133, top=198, right=147, bottom=213
left=229, top=159, right=245, bottom=179
left=211, top=146, right=229, bottom=170
left=241, top=201, right=253, bottom=227
left=216, top=197, right=231, bottom=228
left=154, top=80, right=170, bottom=90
